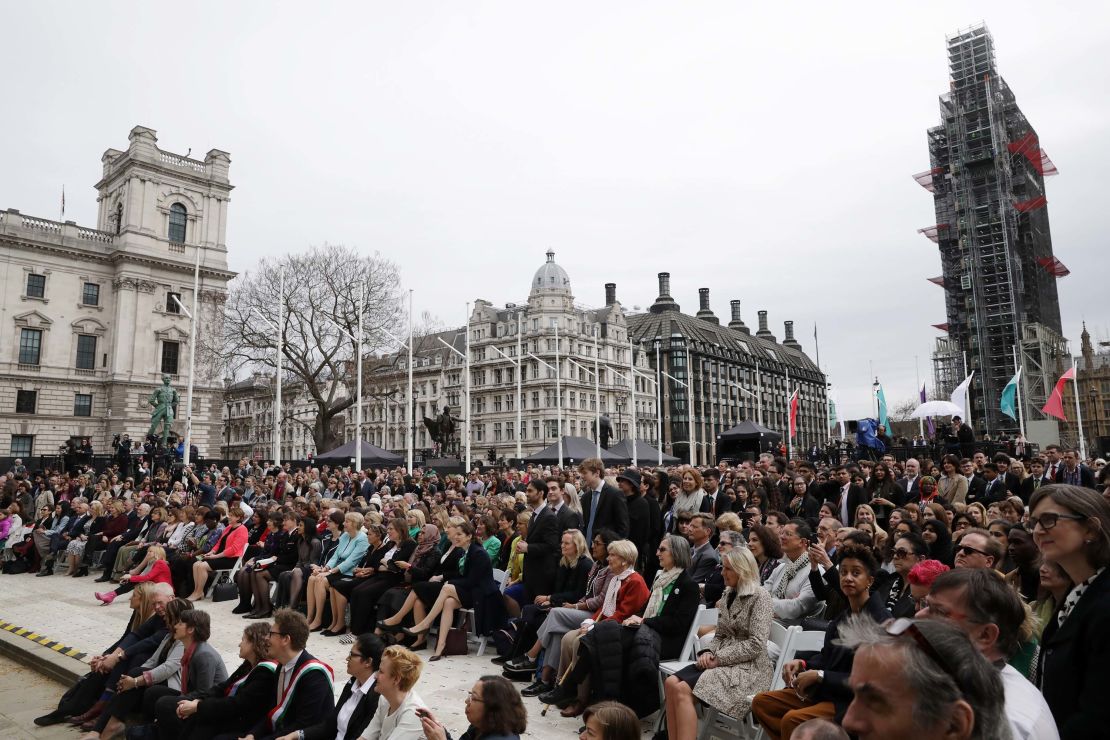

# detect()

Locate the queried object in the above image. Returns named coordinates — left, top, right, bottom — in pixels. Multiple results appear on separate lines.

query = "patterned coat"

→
left=692, top=586, right=774, bottom=718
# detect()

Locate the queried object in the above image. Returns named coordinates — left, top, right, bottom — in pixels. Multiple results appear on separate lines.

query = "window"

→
left=168, top=203, right=187, bottom=243
left=161, top=341, right=180, bottom=375
left=16, top=390, right=37, bottom=414
left=74, top=393, right=93, bottom=417
left=10, top=435, right=33, bottom=457
left=76, top=335, right=97, bottom=370
left=26, top=273, right=46, bottom=298
left=19, top=328, right=43, bottom=365
left=167, top=292, right=181, bottom=313
left=82, top=282, right=100, bottom=306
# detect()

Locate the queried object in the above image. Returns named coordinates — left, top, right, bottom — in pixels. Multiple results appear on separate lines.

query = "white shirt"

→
left=336, top=675, right=376, bottom=740
left=359, top=690, right=426, bottom=740
left=1000, top=664, right=1059, bottom=740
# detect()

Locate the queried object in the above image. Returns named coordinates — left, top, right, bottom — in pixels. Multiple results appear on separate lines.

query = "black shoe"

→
left=33, top=710, right=66, bottom=726
left=231, top=604, right=252, bottom=614
left=74, top=568, right=89, bottom=578
left=538, top=683, right=573, bottom=706
left=36, top=569, right=53, bottom=577
left=490, top=655, right=511, bottom=665
left=520, top=680, right=552, bottom=697
left=94, top=575, right=111, bottom=583
left=507, top=656, right=538, bottom=671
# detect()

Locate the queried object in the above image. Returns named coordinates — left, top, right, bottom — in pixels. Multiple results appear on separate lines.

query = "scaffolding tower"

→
left=918, top=24, right=1066, bottom=437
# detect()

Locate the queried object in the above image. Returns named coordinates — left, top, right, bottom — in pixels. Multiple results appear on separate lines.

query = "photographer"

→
left=114, top=434, right=132, bottom=479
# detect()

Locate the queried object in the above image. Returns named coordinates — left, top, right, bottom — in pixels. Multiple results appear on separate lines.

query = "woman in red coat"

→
left=186, top=507, right=249, bottom=601
left=95, top=546, right=172, bottom=605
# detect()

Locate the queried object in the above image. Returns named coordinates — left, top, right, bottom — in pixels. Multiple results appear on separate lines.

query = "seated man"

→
left=917, top=568, right=1058, bottom=740
left=764, top=519, right=820, bottom=626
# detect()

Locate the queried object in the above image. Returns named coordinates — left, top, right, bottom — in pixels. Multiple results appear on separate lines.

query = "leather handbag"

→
left=211, top=581, right=238, bottom=603
left=443, top=626, right=469, bottom=656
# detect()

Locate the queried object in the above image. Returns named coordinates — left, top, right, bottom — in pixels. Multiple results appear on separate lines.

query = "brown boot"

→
left=68, top=699, right=106, bottom=725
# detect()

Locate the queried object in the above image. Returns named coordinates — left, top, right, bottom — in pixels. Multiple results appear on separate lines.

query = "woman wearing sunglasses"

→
left=1030, top=484, right=1110, bottom=739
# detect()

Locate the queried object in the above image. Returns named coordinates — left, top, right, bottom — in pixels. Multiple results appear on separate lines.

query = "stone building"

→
left=1, top=126, right=235, bottom=460
left=626, top=273, right=827, bottom=464
left=1077, top=324, right=1110, bottom=459
left=222, top=373, right=319, bottom=462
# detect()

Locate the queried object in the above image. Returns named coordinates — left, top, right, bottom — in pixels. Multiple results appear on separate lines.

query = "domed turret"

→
left=531, top=249, right=572, bottom=297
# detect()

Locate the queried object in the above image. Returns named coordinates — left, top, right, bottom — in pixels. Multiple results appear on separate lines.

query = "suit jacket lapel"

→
left=1044, top=569, right=1110, bottom=647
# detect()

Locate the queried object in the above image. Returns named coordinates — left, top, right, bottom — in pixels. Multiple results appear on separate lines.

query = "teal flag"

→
left=1000, top=369, right=1022, bottom=420
left=876, top=383, right=889, bottom=431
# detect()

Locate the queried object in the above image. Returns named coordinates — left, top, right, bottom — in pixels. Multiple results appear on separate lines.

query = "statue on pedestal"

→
left=148, top=374, right=180, bottom=447
left=424, top=405, right=462, bottom=457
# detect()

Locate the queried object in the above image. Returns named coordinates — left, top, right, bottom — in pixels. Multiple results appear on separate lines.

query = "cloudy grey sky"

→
left=3, top=1, right=1106, bottom=419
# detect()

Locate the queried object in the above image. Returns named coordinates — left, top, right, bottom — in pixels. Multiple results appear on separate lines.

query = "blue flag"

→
left=1000, top=369, right=1022, bottom=420
left=876, top=383, right=889, bottom=431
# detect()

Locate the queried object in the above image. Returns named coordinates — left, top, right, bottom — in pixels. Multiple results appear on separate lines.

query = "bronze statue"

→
left=599, top=413, right=614, bottom=449
left=147, top=373, right=180, bottom=447
left=423, top=405, right=462, bottom=455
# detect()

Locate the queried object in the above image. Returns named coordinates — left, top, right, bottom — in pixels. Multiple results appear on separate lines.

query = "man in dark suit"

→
left=578, top=458, right=628, bottom=541
left=1020, top=458, right=1049, bottom=502
left=979, top=463, right=1008, bottom=505
left=993, top=454, right=1023, bottom=498
left=897, top=457, right=923, bottom=500
left=701, top=469, right=722, bottom=516
left=954, top=416, right=976, bottom=458
left=515, top=479, right=561, bottom=600
left=960, top=458, right=987, bottom=504
left=818, top=466, right=866, bottom=526
left=546, top=478, right=582, bottom=534
left=1058, top=448, right=1098, bottom=489
left=249, top=609, right=333, bottom=740
left=302, top=634, right=383, bottom=740
left=686, top=513, right=720, bottom=586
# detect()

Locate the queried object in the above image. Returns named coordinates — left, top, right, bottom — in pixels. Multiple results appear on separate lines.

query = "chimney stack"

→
left=783, top=320, right=802, bottom=350
left=756, top=310, right=776, bottom=341
left=650, top=272, right=680, bottom=313
left=696, top=288, right=719, bottom=324
left=728, top=300, right=750, bottom=334
left=605, top=283, right=617, bottom=306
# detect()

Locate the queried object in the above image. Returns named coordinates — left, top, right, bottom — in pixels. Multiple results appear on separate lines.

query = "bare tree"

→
left=220, top=244, right=406, bottom=454
left=889, top=397, right=921, bottom=422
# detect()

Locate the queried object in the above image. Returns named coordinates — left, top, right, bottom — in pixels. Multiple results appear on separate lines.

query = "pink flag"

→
left=1040, top=367, right=1076, bottom=421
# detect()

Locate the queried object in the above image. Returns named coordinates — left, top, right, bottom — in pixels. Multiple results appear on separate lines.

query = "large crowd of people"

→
left=1, top=442, right=1108, bottom=739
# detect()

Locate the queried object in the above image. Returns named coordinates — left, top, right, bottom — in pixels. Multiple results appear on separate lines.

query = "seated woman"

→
left=539, top=536, right=695, bottom=718
left=579, top=701, right=641, bottom=740
left=291, top=633, right=385, bottom=740
left=96, top=545, right=172, bottom=605
left=185, top=506, right=248, bottom=602
left=306, top=512, right=369, bottom=631
left=403, top=519, right=499, bottom=661
left=664, top=547, right=774, bottom=740
left=501, top=529, right=591, bottom=670
left=751, top=545, right=891, bottom=740
left=232, top=513, right=284, bottom=615
left=343, top=520, right=416, bottom=637
left=418, top=675, right=527, bottom=740
left=321, top=523, right=391, bottom=636
left=152, top=622, right=277, bottom=740
left=746, top=524, right=783, bottom=586
left=274, top=515, right=322, bottom=610
left=66, top=500, right=106, bottom=578
left=514, top=530, right=617, bottom=697
left=373, top=523, right=442, bottom=637
left=79, top=597, right=194, bottom=739
left=377, top=521, right=465, bottom=642
left=875, top=531, right=927, bottom=618
left=241, top=512, right=302, bottom=619
left=357, top=646, right=427, bottom=740
left=112, top=506, right=167, bottom=579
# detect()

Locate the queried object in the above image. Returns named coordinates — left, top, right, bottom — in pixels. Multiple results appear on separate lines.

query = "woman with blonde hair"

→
left=664, top=547, right=774, bottom=740
left=966, top=501, right=989, bottom=528
left=96, top=545, right=172, bottom=605
left=66, top=500, right=105, bottom=577
left=306, top=511, right=369, bottom=631
left=359, top=645, right=427, bottom=740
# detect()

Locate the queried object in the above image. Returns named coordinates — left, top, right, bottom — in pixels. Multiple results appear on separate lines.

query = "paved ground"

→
left=0, top=571, right=658, bottom=738
left=0, top=653, right=73, bottom=739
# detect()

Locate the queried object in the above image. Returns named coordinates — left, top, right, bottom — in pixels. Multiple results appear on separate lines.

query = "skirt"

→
left=413, top=579, right=446, bottom=608
left=326, top=571, right=348, bottom=588
left=204, top=556, right=238, bottom=571
left=674, top=662, right=705, bottom=690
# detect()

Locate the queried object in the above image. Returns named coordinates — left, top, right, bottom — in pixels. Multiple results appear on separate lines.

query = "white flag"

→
left=950, top=372, right=975, bottom=417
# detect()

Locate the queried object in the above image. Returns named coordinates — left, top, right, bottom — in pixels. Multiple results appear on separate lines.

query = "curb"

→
left=0, top=620, right=86, bottom=685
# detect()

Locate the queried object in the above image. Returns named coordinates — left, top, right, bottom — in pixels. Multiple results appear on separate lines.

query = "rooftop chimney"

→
left=728, top=300, right=750, bottom=334
left=783, top=320, right=802, bottom=350
left=696, top=288, right=719, bottom=324
left=756, top=310, right=776, bottom=341
left=650, top=272, right=680, bottom=313
left=605, top=283, right=617, bottom=306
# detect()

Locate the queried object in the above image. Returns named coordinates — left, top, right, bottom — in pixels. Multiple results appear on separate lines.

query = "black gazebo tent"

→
left=523, top=436, right=624, bottom=465
left=607, top=439, right=681, bottom=466
left=314, top=440, right=403, bottom=468
left=716, top=420, right=782, bottom=462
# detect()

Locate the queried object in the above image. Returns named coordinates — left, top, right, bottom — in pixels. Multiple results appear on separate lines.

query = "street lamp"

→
left=527, top=347, right=562, bottom=468
left=171, top=244, right=202, bottom=468
left=249, top=266, right=285, bottom=468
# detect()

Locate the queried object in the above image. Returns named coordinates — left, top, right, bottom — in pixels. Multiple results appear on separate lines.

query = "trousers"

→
left=750, top=689, right=836, bottom=740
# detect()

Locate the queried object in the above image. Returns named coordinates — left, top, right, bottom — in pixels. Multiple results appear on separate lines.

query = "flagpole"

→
left=1073, top=357, right=1087, bottom=460
left=915, top=356, right=924, bottom=438
left=1012, top=346, right=1026, bottom=440
left=962, top=351, right=970, bottom=425
left=786, top=366, right=791, bottom=459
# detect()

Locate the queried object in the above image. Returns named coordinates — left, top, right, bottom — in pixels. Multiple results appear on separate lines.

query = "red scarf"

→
left=179, top=641, right=199, bottom=691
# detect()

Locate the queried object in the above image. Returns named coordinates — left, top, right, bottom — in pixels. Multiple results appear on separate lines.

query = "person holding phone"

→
left=764, top=520, right=820, bottom=626
left=417, top=675, right=527, bottom=740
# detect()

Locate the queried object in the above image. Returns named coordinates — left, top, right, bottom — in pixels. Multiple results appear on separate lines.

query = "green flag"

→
left=1000, top=369, right=1022, bottom=420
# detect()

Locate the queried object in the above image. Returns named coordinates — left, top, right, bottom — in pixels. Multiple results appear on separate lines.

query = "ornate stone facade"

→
left=1, top=126, right=236, bottom=460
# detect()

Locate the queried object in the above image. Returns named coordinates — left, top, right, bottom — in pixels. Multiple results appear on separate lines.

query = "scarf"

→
left=179, top=641, right=199, bottom=692
left=601, top=567, right=635, bottom=618
left=412, top=524, right=439, bottom=562
left=1058, top=567, right=1105, bottom=627
left=644, top=567, right=682, bottom=619
left=672, top=489, right=705, bottom=514
left=773, top=552, right=810, bottom=599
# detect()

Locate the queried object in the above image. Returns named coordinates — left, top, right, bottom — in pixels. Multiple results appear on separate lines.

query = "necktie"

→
left=277, top=666, right=287, bottom=704
left=586, top=490, right=600, bottom=543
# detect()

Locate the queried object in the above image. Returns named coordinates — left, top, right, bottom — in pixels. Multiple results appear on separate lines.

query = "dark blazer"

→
left=1037, top=567, right=1110, bottom=739
left=188, top=659, right=278, bottom=733
left=964, top=475, right=987, bottom=504
left=270, top=529, right=300, bottom=573
left=1057, top=465, right=1097, bottom=490
left=450, top=542, right=500, bottom=602
left=183, top=641, right=228, bottom=692
left=580, top=483, right=629, bottom=539
left=785, top=493, right=822, bottom=522
left=302, top=676, right=379, bottom=740
left=818, top=482, right=867, bottom=522
left=1019, top=476, right=1046, bottom=504
left=896, top=476, right=921, bottom=499
left=549, top=555, right=593, bottom=605
left=554, top=503, right=583, bottom=534
left=248, top=650, right=334, bottom=740
left=624, top=493, right=652, bottom=571
left=522, top=507, right=561, bottom=599
left=687, top=542, right=720, bottom=585
left=979, top=477, right=1008, bottom=505
left=642, top=570, right=702, bottom=660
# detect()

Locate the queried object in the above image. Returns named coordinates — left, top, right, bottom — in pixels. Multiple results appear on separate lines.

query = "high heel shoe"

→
left=377, top=619, right=400, bottom=630
left=428, top=654, right=445, bottom=662
left=402, top=625, right=429, bottom=638
left=94, top=591, right=117, bottom=605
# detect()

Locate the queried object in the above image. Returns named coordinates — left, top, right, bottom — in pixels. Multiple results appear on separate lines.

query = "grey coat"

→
left=693, top=586, right=774, bottom=718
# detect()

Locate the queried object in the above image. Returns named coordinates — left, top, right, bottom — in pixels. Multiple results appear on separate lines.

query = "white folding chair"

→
left=458, top=567, right=509, bottom=656
left=698, top=621, right=800, bottom=740
left=207, top=552, right=245, bottom=595
left=656, top=606, right=718, bottom=732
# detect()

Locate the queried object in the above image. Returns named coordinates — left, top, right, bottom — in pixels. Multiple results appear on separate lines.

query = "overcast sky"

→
left=3, top=1, right=1106, bottom=419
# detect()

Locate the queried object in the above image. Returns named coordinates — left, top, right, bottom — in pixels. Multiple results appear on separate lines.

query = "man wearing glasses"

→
left=244, top=609, right=333, bottom=740
left=953, top=528, right=1004, bottom=571
left=916, top=568, right=1059, bottom=740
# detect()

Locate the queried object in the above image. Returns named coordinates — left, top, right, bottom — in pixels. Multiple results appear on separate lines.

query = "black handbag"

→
left=211, top=581, right=238, bottom=602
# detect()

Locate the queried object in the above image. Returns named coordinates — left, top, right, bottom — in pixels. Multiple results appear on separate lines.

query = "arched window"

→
left=168, top=203, right=187, bottom=243
left=114, top=203, right=123, bottom=235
